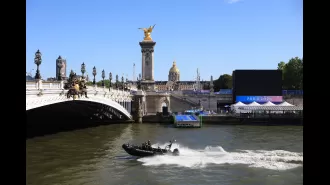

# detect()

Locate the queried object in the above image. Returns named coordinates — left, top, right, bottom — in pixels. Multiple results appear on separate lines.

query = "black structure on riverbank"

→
left=232, top=70, right=282, bottom=103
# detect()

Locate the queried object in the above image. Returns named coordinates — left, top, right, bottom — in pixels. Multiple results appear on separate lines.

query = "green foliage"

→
left=213, top=74, right=232, bottom=91
left=277, top=57, right=303, bottom=90
left=86, top=80, right=114, bottom=88
left=85, top=81, right=92, bottom=86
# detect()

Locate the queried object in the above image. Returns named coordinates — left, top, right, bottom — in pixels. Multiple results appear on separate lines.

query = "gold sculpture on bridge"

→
left=64, top=72, right=88, bottom=100
left=138, top=24, right=156, bottom=41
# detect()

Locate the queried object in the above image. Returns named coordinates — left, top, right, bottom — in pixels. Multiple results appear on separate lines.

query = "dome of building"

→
left=169, top=61, right=180, bottom=73
left=168, top=60, right=180, bottom=82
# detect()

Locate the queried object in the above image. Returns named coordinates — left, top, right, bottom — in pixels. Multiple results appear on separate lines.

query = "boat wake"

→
left=115, top=155, right=139, bottom=160
left=137, top=143, right=303, bottom=170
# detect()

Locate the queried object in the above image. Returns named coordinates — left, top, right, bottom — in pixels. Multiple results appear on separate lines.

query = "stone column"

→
left=133, top=94, right=145, bottom=123
left=60, top=80, right=64, bottom=89
left=36, top=79, right=43, bottom=90
left=139, top=41, right=156, bottom=91
left=210, top=75, right=214, bottom=96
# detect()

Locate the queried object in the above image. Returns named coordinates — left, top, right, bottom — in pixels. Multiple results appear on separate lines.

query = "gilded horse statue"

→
left=64, top=75, right=88, bottom=99
left=66, top=81, right=80, bottom=100
left=78, top=79, right=88, bottom=98
left=138, top=24, right=156, bottom=41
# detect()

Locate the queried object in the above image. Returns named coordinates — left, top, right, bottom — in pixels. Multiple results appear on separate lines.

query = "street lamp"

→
left=34, top=49, right=42, bottom=80
left=101, top=69, right=105, bottom=87
left=115, top=74, right=119, bottom=89
left=57, top=61, right=63, bottom=81
left=127, top=81, right=131, bottom=90
left=109, top=72, right=112, bottom=90
left=125, top=78, right=129, bottom=91
left=69, top=70, right=75, bottom=81
left=137, top=73, right=142, bottom=90
left=92, top=66, right=97, bottom=85
left=121, top=76, right=124, bottom=90
left=81, top=62, right=86, bottom=77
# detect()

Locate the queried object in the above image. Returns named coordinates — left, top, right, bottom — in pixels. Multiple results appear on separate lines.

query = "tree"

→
left=85, top=80, right=113, bottom=88
left=86, top=81, right=93, bottom=86
left=277, top=61, right=286, bottom=80
left=277, top=57, right=303, bottom=90
left=277, top=61, right=286, bottom=70
left=213, top=74, right=232, bottom=92
left=96, top=79, right=113, bottom=88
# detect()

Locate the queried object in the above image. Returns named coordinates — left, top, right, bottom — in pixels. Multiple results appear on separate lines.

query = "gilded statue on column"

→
left=138, top=24, right=156, bottom=41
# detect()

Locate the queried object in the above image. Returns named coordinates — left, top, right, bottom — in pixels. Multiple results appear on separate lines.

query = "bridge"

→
left=26, top=81, right=133, bottom=121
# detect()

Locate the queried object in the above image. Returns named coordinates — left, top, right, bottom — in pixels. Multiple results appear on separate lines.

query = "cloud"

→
left=226, top=0, right=242, bottom=4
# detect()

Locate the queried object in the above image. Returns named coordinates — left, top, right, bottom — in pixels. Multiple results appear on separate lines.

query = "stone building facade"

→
left=155, top=60, right=209, bottom=91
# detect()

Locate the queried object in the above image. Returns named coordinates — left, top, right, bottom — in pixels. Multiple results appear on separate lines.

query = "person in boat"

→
left=157, top=146, right=164, bottom=153
left=166, top=140, right=173, bottom=150
left=145, top=142, right=148, bottom=150
left=141, top=142, right=145, bottom=150
left=144, top=141, right=149, bottom=150
left=147, top=140, right=153, bottom=150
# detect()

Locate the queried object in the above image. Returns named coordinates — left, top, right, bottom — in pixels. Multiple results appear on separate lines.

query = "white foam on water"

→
left=137, top=143, right=303, bottom=170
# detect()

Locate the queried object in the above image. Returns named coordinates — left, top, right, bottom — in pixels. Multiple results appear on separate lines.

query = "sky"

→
left=26, top=0, right=303, bottom=81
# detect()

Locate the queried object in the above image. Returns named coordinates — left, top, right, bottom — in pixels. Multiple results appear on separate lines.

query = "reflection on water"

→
left=27, top=124, right=303, bottom=185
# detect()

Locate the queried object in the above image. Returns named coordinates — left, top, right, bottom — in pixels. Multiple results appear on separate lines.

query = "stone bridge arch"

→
left=26, top=96, right=132, bottom=120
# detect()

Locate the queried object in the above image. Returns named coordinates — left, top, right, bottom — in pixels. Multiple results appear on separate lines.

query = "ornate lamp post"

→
left=121, top=76, right=124, bottom=90
left=92, top=66, right=97, bottom=85
left=137, top=73, right=142, bottom=90
left=115, top=74, right=119, bottom=89
left=127, top=81, right=131, bottom=91
left=125, top=78, right=128, bottom=91
left=34, top=49, right=42, bottom=80
left=81, top=62, right=86, bottom=78
left=57, top=61, right=63, bottom=81
left=109, top=72, right=112, bottom=90
left=101, top=69, right=105, bottom=87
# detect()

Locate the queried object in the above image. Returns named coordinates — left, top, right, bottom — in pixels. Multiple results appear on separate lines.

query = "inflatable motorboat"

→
left=122, top=140, right=179, bottom=157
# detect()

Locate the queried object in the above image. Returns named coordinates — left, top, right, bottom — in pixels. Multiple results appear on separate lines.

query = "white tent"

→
left=232, top=101, right=247, bottom=107
left=278, top=101, right=294, bottom=106
left=231, top=101, right=248, bottom=113
left=262, top=101, right=276, bottom=106
left=247, top=101, right=261, bottom=106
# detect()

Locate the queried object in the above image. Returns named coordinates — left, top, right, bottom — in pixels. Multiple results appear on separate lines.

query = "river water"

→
left=26, top=124, right=303, bottom=185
